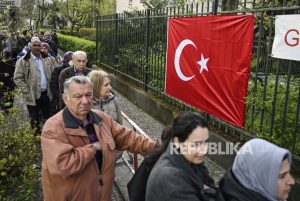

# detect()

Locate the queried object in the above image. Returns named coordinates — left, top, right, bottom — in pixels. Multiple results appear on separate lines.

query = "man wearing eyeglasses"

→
left=58, top=51, right=91, bottom=109
left=14, top=37, right=56, bottom=134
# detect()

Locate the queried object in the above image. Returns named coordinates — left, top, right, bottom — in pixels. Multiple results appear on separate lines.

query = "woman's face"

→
left=175, top=126, right=209, bottom=164
left=100, top=77, right=112, bottom=98
left=276, top=159, right=295, bottom=200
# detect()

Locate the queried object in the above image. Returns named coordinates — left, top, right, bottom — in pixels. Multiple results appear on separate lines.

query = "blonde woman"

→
left=88, top=70, right=122, bottom=124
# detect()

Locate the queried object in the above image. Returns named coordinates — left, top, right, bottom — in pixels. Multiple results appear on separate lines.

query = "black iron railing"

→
left=96, top=0, right=300, bottom=157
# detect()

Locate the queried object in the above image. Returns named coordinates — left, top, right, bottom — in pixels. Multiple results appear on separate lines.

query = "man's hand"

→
left=92, top=141, right=102, bottom=150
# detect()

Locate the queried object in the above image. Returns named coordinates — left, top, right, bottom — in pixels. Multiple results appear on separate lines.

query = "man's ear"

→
left=173, top=137, right=180, bottom=149
left=62, top=94, right=68, bottom=105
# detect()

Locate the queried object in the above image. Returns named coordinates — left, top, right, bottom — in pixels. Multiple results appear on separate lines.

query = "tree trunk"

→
left=71, top=23, right=75, bottom=34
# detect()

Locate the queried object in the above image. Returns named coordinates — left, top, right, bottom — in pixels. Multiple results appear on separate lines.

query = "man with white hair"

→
left=14, top=36, right=56, bottom=134
left=58, top=50, right=91, bottom=109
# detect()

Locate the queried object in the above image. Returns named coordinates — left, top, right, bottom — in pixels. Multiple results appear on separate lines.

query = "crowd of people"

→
left=0, top=29, right=296, bottom=201
left=0, top=29, right=59, bottom=113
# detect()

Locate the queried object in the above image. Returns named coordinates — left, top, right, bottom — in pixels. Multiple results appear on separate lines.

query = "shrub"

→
left=78, top=28, right=96, bottom=41
left=57, top=29, right=72, bottom=35
left=245, top=75, right=300, bottom=154
left=0, top=97, right=40, bottom=200
left=57, top=33, right=96, bottom=66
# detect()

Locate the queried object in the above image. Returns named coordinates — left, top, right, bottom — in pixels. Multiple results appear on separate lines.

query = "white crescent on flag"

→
left=174, top=39, right=209, bottom=81
left=174, top=39, right=196, bottom=81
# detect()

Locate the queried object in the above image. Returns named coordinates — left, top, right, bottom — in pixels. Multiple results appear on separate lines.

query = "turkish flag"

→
left=165, top=15, right=254, bottom=127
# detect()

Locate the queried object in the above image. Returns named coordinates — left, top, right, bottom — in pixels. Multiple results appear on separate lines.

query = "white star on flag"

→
left=197, top=53, right=209, bottom=73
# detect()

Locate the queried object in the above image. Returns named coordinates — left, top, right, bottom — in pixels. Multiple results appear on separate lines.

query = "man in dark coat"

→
left=58, top=51, right=91, bottom=109
left=17, top=30, right=30, bottom=50
left=49, top=51, right=73, bottom=116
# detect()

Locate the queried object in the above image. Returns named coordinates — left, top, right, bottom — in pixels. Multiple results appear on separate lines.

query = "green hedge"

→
left=0, top=104, right=40, bottom=200
left=58, top=28, right=96, bottom=41
left=78, top=28, right=96, bottom=41
left=57, top=29, right=74, bottom=36
left=57, top=33, right=96, bottom=66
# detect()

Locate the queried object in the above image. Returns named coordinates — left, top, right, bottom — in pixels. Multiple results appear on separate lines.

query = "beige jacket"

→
left=14, top=52, right=56, bottom=105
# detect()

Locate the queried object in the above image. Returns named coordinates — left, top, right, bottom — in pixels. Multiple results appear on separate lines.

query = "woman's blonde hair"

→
left=88, top=70, right=109, bottom=99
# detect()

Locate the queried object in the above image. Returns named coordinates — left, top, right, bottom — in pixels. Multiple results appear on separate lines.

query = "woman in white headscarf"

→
left=218, top=138, right=295, bottom=201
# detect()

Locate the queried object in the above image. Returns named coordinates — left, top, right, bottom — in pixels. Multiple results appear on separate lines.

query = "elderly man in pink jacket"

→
left=41, top=75, right=156, bottom=201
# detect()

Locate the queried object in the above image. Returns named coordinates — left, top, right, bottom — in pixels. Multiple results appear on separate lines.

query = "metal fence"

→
left=96, top=0, right=300, bottom=157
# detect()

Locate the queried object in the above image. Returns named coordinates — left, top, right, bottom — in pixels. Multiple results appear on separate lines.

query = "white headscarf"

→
left=232, top=138, right=291, bottom=201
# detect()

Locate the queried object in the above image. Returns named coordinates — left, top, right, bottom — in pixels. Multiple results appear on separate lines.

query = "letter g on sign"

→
left=284, top=29, right=299, bottom=47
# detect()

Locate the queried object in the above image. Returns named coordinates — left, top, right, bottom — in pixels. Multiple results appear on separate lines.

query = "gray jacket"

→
left=92, top=91, right=122, bottom=124
left=146, top=144, right=215, bottom=201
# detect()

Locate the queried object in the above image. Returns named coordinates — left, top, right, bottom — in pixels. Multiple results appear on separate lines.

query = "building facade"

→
left=116, top=0, right=145, bottom=13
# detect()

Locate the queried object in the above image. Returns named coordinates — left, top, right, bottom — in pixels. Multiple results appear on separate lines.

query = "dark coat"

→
left=127, top=157, right=152, bottom=201
left=49, top=61, right=70, bottom=116
left=217, top=170, right=272, bottom=201
left=145, top=144, right=215, bottom=201
left=17, top=37, right=30, bottom=50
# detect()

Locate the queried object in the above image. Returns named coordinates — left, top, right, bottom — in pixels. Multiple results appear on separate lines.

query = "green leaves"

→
left=246, top=74, right=300, bottom=154
left=57, top=32, right=96, bottom=65
left=0, top=98, right=39, bottom=200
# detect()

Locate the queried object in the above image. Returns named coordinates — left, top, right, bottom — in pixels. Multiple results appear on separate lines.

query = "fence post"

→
left=96, top=16, right=99, bottom=64
left=213, top=0, right=219, bottom=15
left=113, top=13, right=119, bottom=75
left=144, top=9, right=150, bottom=92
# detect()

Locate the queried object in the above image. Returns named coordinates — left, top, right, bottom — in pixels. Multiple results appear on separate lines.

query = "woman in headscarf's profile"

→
left=218, top=138, right=295, bottom=201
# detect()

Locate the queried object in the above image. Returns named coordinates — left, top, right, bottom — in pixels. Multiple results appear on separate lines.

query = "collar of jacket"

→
left=93, top=91, right=116, bottom=104
left=165, top=143, right=205, bottom=185
left=73, top=66, right=90, bottom=74
left=219, top=170, right=271, bottom=201
left=62, top=108, right=102, bottom=128
left=24, top=50, right=48, bottom=60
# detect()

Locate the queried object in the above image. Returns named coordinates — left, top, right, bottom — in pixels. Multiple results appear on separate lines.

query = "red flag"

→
left=165, top=15, right=254, bottom=127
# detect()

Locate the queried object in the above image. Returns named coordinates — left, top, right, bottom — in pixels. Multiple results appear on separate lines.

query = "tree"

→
left=0, top=5, right=21, bottom=32
left=98, top=0, right=115, bottom=15
left=140, top=0, right=208, bottom=9
left=54, top=0, right=93, bottom=33
left=18, top=0, right=36, bottom=30
left=140, top=0, right=169, bottom=9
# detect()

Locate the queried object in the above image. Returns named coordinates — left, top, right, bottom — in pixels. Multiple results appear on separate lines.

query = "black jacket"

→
left=217, top=170, right=272, bottom=201
left=49, top=61, right=70, bottom=116
left=50, top=61, right=70, bottom=102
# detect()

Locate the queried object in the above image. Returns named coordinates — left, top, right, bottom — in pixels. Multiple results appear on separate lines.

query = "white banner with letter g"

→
left=271, top=15, right=300, bottom=61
